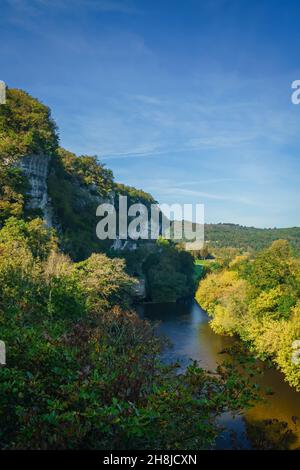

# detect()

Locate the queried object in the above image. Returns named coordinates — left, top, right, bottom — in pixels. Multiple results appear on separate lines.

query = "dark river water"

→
left=137, top=299, right=300, bottom=450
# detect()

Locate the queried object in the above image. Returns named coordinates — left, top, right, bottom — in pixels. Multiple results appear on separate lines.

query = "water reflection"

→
left=137, top=299, right=300, bottom=449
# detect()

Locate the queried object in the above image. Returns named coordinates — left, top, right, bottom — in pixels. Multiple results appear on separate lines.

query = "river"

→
left=137, top=299, right=300, bottom=450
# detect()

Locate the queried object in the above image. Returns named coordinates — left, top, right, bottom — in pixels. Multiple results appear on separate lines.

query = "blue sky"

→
left=1, top=0, right=300, bottom=227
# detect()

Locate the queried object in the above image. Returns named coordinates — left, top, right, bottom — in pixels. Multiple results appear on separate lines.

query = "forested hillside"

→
left=0, top=88, right=195, bottom=302
left=205, top=223, right=300, bottom=252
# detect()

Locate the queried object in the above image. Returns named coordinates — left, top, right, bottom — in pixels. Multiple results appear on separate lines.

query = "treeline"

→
left=196, top=240, right=300, bottom=390
left=205, top=223, right=300, bottom=252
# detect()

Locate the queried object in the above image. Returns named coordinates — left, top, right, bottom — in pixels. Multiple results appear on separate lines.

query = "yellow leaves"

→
left=196, top=240, right=300, bottom=390
left=267, top=239, right=291, bottom=258
left=196, top=268, right=250, bottom=339
left=249, top=286, right=283, bottom=319
left=195, top=269, right=248, bottom=318
left=196, top=270, right=234, bottom=312
left=245, top=317, right=286, bottom=357
left=229, top=254, right=250, bottom=269
left=289, top=258, right=300, bottom=285
left=75, top=253, right=135, bottom=312
left=0, top=198, right=23, bottom=218
left=210, top=305, right=237, bottom=336
left=43, top=250, right=73, bottom=283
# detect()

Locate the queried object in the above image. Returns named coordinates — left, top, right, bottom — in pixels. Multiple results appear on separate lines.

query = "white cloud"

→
left=154, top=186, right=261, bottom=206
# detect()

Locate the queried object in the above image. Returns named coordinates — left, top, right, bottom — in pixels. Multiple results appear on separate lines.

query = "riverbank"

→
left=195, top=241, right=300, bottom=392
left=138, top=299, right=300, bottom=449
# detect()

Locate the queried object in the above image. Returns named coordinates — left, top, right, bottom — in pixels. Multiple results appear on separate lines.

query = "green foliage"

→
left=194, top=262, right=205, bottom=282
left=143, top=240, right=195, bottom=302
left=0, top=88, right=58, bottom=163
left=75, top=253, right=135, bottom=311
left=115, top=183, right=156, bottom=206
left=110, top=239, right=196, bottom=303
left=196, top=240, right=300, bottom=390
left=0, top=166, right=28, bottom=224
left=249, top=240, right=292, bottom=289
left=193, top=259, right=222, bottom=281
left=57, top=148, right=114, bottom=196
left=47, top=148, right=114, bottom=260
left=0, top=88, right=58, bottom=229
left=0, top=217, right=57, bottom=259
left=0, top=220, right=257, bottom=449
left=204, top=223, right=300, bottom=253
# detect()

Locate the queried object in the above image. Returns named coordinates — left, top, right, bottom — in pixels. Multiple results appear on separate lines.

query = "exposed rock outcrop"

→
left=19, top=154, right=53, bottom=227
left=18, top=154, right=160, bottom=253
left=132, top=277, right=146, bottom=299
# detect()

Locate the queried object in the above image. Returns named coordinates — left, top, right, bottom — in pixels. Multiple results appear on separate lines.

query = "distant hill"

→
left=204, top=223, right=300, bottom=252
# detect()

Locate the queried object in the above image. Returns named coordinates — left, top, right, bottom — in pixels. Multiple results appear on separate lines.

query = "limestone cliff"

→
left=19, top=154, right=53, bottom=227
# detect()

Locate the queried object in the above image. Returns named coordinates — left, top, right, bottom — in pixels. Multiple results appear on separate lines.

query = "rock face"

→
left=19, top=154, right=115, bottom=232
left=0, top=80, right=6, bottom=104
left=112, top=237, right=137, bottom=251
left=132, top=277, right=146, bottom=299
left=18, top=155, right=159, bottom=255
left=19, top=154, right=53, bottom=227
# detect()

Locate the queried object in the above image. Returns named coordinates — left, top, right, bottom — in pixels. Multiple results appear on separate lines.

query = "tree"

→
left=144, top=240, right=195, bottom=302
left=0, top=88, right=58, bottom=163
left=195, top=239, right=300, bottom=390
left=250, top=240, right=292, bottom=290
